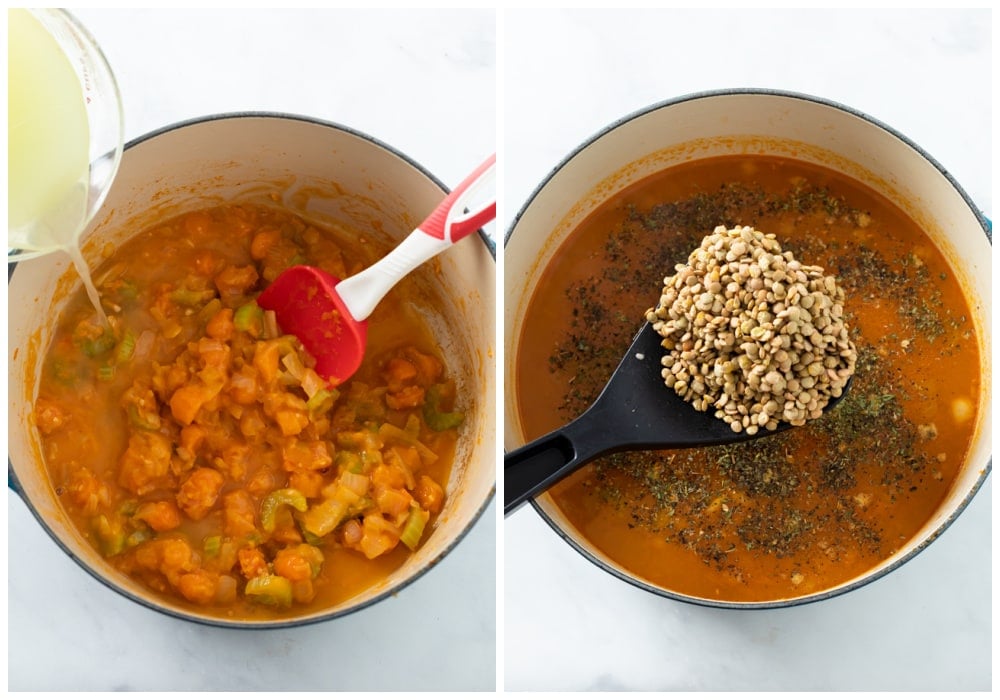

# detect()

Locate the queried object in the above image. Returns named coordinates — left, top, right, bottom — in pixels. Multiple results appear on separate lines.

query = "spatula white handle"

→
left=336, top=154, right=496, bottom=321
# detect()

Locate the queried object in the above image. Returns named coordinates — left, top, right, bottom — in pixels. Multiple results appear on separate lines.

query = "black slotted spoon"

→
left=504, top=322, right=850, bottom=515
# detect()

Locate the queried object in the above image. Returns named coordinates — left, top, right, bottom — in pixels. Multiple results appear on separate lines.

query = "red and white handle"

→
left=335, top=154, right=497, bottom=322
left=418, top=153, right=496, bottom=242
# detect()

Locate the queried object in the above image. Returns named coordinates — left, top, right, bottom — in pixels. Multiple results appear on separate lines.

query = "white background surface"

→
left=7, top=8, right=496, bottom=692
left=5, top=7, right=993, bottom=695
left=503, top=8, right=991, bottom=692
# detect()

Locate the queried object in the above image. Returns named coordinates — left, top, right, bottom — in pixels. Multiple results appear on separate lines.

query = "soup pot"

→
left=8, top=113, right=497, bottom=628
left=504, top=88, right=991, bottom=608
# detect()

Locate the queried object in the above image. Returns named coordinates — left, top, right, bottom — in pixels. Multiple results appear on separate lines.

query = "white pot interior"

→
left=504, top=91, right=991, bottom=604
left=9, top=114, right=496, bottom=625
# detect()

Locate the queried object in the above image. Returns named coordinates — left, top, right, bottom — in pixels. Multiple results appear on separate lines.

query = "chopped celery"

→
left=197, top=298, right=223, bottom=324
left=80, top=330, right=116, bottom=358
left=404, top=413, right=421, bottom=438
left=378, top=423, right=437, bottom=464
left=97, top=364, right=116, bottom=381
left=424, top=384, right=464, bottom=431
left=339, top=471, right=369, bottom=497
left=92, top=514, right=125, bottom=557
left=124, top=526, right=153, bottom=549
left=306, top=387, right=338, bottom=414
left=234, top=301, right=264, bottom=335
left=48, top=358, right=79, bottom=386
left=118, top=281, right=139, bottom=301
left=244, top=575, right=293, bottom=607
left=203, top=534, right=222, bottom=557
left=300, top=490, right=355, bottom=538
left=335, top=450, right=363, bottom=475
left=345, top=496, right=374, bottom=520
left=170, top=287, right=216, bottom=307
left=260, top=488, right=308, bottom=533
left=400, top=505, right=430, bottom=551
left=301, top=528, right=324, bottom=546
left=127, top=404, right=162, bottom=431
left=115, top=329, right=136, bottom=364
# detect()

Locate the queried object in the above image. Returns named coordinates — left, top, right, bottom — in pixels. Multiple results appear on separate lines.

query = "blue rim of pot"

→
left=8, top=111, right=496, bottom=629
left=504, top=87, right=991, bottom=610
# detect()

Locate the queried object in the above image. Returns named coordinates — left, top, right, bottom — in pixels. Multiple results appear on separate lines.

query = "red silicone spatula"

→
left=257, top=153, right=496, bottom=386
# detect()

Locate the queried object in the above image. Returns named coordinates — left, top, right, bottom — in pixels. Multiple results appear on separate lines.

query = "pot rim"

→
left=505, top=87, right=991, bottom=246
left=9, top=111, right=497, bottom=629
left=505, top=87, right=992, bottom=610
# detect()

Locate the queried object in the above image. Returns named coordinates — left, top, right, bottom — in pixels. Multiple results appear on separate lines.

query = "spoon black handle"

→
left=503, top=412, right=610, bottom=516
left=503, top=322, right=853, bottom=516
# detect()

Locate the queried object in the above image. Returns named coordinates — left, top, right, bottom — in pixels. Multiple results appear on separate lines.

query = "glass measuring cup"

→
left=8, top=8, right=124, bottom=262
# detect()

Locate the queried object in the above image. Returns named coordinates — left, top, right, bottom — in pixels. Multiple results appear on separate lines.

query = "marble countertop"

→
left=7, top=9, right=496, bottom=692
left=503, top=8, right=991, bottom=693
left=6, top=8, right=992, bottom=694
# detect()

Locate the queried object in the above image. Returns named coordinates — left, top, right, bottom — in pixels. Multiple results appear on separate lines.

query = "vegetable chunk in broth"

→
left=34, top=203, right=465, bottom=619
left=514, top=155, right=981, bottom=602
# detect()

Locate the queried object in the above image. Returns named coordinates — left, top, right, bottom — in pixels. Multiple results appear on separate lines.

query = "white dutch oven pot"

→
left=8, top=113, right=496, bottom=627
left=504, top=89, right=990, bottom=608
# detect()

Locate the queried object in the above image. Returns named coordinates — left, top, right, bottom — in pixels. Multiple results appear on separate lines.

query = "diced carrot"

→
left=273, top=547, right=314, bottom=582
left=253, top=341, right=281, bottom=384
left=118, top=431, right=174, bottom=496
left=238, top=546, right=269, bottom=579
left=205, top=306, right=234, bottom=341
left=386, top=384, right=425, bottom=410
left=179, top=424, right=207, bottom=456
left=282, top=440, right=332, bottom=471
left=135, top=500, right=182, bottom=532
left=66, top=467, right=109, bottom=515
left=35, top=398, right=68, bottom=435
left=274, top=409, right=309, bottom=437
left=413, top=475, right=445, bottom=514
left=228, top=368, right=259, bottom=404
left=239, top=409, right=266, bottom=438
left=176, top=468, right=225, bottom=520
left=245, top=469, right=277, bottom=498
left=223, top=489, right=258, bottom=537
left=406, top=347, right=443, bottom=386
left=288, top=470, right=324, bottom=499
left=214, top=264, right=259, bottom=305
left=250, top=227, right=281, bottom=261
left=371, top=462, right=408, bottom=491
left=156, top=538, right=199, bottom=587
left=170, top=384, right=211, bottom=425
left=195, top=337, right=230, bottom=369
left=384, top=358, right=418, bottom=390
left=178, top=570, right=218, bottom=605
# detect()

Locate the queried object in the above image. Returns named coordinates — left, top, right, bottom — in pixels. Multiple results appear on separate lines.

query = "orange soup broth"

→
left=36, top=203, right=460, bottom=619
left=515, top=155, right=981, bottom=602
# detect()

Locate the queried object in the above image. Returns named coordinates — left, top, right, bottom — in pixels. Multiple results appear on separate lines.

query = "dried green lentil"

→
left=645, top=225, right=858, bottom=433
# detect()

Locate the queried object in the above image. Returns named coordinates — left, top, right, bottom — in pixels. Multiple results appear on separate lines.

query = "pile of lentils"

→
left=645, top=225, right=858, bottom=434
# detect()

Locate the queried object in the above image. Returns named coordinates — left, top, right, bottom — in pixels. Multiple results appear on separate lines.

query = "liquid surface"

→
left=515, top=155, right=981, bottom=601
left=35, top=204, right=465, bottom=619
